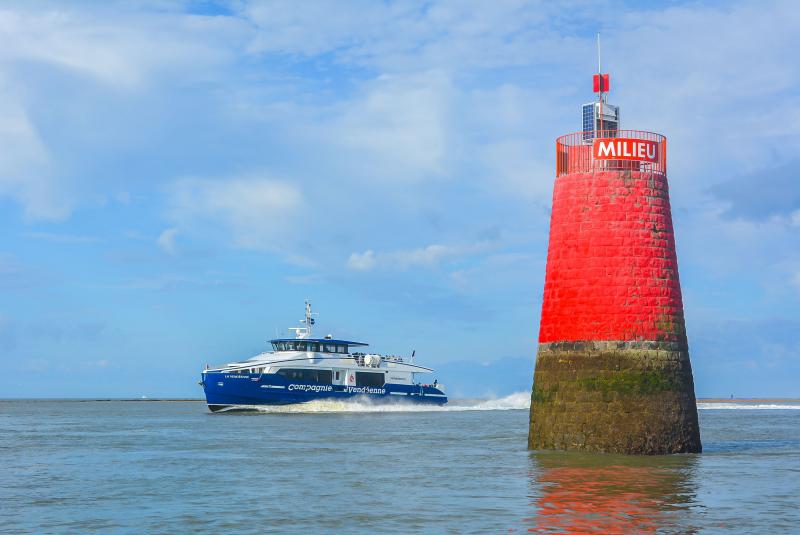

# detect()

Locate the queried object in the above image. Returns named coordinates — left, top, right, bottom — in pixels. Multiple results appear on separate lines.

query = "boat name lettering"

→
left=288, top=384, right=334, bottom=392
left=344, top=386, right=386, bottom=395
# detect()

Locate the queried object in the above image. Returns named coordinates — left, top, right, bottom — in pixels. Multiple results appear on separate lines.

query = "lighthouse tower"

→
left=528, top=70, right=702, bottom=454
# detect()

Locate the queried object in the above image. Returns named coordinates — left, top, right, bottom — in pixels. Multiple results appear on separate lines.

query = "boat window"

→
left=355, top=372, right=384, bottom=388
left=335, top=371, right=340, bottom=381
left=276, top=368, right=333, bottom=384
left=297, top=342, right=307, bottom=351
left=324, top=344, right=335, bottom=353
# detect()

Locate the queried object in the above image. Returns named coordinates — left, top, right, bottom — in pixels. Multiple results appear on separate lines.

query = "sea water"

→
left=1, top=396, right=799, bottom=533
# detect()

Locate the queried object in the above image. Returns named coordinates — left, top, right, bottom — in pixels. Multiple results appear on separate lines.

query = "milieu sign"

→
left=592, top=138, right=659, bottom=163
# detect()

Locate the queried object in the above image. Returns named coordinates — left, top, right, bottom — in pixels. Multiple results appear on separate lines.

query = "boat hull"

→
left=201, top=371, right=447, bottom=411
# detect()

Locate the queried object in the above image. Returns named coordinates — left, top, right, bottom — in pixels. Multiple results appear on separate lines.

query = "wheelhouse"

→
left=269, top=338, right=368, bottom=354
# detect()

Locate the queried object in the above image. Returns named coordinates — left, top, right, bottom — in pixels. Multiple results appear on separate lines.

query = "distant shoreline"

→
left=698, top=398, right=800, bottom=404
left=0, top=398, right=206, bottom=402
left=1, top=397, right=799, bottom=403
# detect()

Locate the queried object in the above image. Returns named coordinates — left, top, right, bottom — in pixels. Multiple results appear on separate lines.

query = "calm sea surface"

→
left=2, top=397, right=799, bottom=534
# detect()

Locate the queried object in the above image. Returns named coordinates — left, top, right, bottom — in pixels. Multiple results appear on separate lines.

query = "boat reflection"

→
left=526, top=451, right=700, bottom=534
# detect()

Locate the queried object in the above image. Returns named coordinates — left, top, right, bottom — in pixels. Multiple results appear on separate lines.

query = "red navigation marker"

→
left=592, top=73, right=609, bottom=93
left=529, top=69, right=701, bottom=455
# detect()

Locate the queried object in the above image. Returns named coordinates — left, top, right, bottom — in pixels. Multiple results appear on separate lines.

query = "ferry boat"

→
left=199, top=302, right=447, bottom=412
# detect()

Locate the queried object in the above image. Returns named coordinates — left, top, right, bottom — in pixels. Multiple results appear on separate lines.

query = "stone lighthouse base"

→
left=528, top=341, right=702, bottom=454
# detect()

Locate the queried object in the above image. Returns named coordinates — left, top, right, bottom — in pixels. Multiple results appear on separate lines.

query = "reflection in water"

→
left=526, top=452, right=700, bottom=534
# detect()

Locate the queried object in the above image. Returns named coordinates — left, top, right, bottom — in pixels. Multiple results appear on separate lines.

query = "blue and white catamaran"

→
left=199, top=302, right=447, bottom=412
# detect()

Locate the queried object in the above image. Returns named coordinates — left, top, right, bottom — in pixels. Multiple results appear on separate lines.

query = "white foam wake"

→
left=235, top=397, right=800, bottom=414
left=698, top=403, right=800, bottom=410
left=249, top=391, right=532, bottom=413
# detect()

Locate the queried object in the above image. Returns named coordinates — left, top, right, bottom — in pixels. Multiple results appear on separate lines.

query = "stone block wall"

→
left=539, top=170, right=685, bottom=344
left=528, top=341, right=701, bottom=454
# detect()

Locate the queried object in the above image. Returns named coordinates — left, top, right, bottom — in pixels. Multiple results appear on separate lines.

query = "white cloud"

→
left=313, top=71, right=454, bottom=181
left=447, top=252, right=542, bottom=293
left=478, top=139, right=553, bottom=203
left=241, top=0, right=397, bottom=57
left=0, top=8, right=240, bottom=90
left=23, top=232, right=100, bottom=243
left=0, top=87, right=66, bottom=220
left=156, top=227, right=179, bottom=255
left=605, top=1, right=800, bottom=199
left=284, top=273, right=324, bottom=285
left=347, top=250, right=376, bottom=271
left=790, top=210, right=800, bottom=227
left=0, top=5, right=244, bottom=220
left=168, top=176, right=304, bottom=251
left=347, top=242, right=492, bottom=271
left=389, top=244, right=458, bottom=268
left=239, top=1, right=583, bottom=73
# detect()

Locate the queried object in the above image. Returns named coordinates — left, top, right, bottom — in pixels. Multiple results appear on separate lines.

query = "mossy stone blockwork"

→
left=528, top=341, right=701, bottom=454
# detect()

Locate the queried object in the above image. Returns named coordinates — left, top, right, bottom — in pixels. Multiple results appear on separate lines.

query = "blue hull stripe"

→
left=201, top=371, right=448, bottom=407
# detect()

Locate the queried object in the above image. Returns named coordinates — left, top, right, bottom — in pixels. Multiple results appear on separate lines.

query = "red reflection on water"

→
left=526, top=455, right=695, bottom=534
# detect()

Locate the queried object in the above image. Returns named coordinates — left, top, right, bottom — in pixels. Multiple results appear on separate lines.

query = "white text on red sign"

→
left=593, top=138, right=660, bottom=163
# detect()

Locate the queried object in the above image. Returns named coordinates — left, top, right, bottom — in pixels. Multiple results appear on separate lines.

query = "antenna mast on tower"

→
left=590, top=33, right=612, bottom=139
left=597, top=32, right=601, bottom=75
left=597, top=33, right=603, bottom=134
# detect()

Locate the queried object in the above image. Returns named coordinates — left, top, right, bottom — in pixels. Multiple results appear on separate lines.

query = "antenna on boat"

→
left=305, top=299, right=317, bottom=333
left=289, top=299, right=317, bottom=339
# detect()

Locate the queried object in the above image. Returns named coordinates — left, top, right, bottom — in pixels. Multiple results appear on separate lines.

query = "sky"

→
left=1, top=0, right=799, bottom=399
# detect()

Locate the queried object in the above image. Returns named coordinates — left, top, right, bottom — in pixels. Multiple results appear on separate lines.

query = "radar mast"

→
left=288, top=300, right=317, bottom=339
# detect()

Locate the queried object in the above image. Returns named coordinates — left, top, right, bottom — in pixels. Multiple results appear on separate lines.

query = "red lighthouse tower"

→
left=528, top=69, right=701, bottom=454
